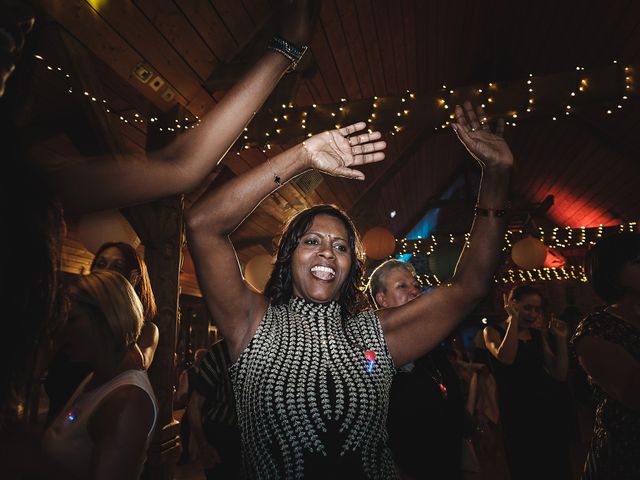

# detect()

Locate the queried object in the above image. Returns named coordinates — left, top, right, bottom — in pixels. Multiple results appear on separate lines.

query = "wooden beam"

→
left=122, top=104, right=185, bottom=480
left=348, top=125, right=430, bottom=224
left=233, top=235, right=275, bottom=252
left=572, top=114, right=640, bottom=170
left=40, top=0, right=216, bottom=117
left=202, top=8, right=275, bottom=92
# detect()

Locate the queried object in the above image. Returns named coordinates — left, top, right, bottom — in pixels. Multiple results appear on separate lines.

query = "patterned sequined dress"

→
left=571, top=310, right=640, bottom=479
left=229, top=297, right=398, bottom=479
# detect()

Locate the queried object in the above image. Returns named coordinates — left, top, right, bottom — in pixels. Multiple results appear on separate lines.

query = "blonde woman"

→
left=40, top=271, right=157, bottom=479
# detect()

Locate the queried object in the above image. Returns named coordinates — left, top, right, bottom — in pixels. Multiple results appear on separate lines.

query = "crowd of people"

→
left=1, top=0, right=639, bottom=479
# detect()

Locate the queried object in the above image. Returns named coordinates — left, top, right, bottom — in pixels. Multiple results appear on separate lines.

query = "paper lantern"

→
left=428, top=243, right=463, bottom=281
left=76, top=210, right=140, bottom=253
left=362, top=227, right=396, bottom=260
left=511, top=236, right=547, bottom=270
left=244, top=254, right=274, bottom=292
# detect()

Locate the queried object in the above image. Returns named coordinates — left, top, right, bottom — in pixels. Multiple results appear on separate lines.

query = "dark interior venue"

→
left=1, top=1, right=639, bottom=479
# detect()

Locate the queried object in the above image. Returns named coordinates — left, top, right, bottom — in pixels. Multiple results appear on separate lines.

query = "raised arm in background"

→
left=484, top=295, right=521, bottom=365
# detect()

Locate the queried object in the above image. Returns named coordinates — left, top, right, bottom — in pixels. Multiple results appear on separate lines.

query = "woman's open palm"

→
left=453, top=101, right=514, bottom=169
left=303, top=122, right=387, bottom=180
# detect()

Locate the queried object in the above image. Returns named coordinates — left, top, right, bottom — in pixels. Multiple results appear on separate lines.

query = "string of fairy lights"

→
left=32, top=54, right=201, bottom=131
left=32, top=53, right=638, bottom=288
left=358, top=221, right=637, bottom=289
left=241, top=61, right=635, bottom=151
left=358, top=264, right=589, bottom=292
left=410, top=265, right=589, bottom=288
left=395, top=221, right=637, bottom=257
left=355, top=221, right=637, bottom=291
left=33, top=53, right=636, bottom=152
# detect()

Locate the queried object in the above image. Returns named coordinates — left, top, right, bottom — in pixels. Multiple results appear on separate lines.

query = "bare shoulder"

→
left=141, top=322, right=159, bottom=338
left=483, top=324, right=498, bottom=337
left=483, top=325, right=503, bottom=343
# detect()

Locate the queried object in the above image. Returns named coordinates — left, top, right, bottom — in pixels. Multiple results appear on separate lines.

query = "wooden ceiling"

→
left=15, top=0, right=640, bottom=268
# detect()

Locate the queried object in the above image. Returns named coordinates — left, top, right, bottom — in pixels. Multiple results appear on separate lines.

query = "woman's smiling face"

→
left=291, top=214, right=352, bottom=304
left=515, top=293, right=543, bottom=325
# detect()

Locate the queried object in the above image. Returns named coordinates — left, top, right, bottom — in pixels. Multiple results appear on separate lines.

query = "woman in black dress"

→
left=484, top=285, right=571, bottom=479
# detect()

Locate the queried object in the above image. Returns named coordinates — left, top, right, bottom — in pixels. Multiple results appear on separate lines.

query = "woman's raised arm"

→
left=381, top=102, right=513, bottom=367
left=185, top=123, right=386, bottom=360
left=485, top=296, right=521, bottom=365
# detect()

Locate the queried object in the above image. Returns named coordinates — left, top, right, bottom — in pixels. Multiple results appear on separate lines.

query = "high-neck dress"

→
left=229, top=297, right=398, bottom=479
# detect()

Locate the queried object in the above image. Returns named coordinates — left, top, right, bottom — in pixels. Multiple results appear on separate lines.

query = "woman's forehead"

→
left=98, top=246, right=126, bottom=260
left=386, top=268, right=415, bottom=284
left=520, top=294, right=542, bottom=305
left=306, top=214, right=349, bottom=238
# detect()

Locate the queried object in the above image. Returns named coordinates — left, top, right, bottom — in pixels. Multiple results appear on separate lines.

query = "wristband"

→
left=268, top=35, right=308, bottom=72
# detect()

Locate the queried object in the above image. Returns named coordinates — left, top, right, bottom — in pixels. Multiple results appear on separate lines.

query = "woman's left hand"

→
left=303, top=122, right=387, bottom=180
left=452, top=101, right=514, bottom=170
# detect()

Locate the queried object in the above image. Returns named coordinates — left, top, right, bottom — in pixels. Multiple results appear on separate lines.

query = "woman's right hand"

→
left=503, top=293, right=519, bottom=322
left=302, top=122, right=387, bottom=180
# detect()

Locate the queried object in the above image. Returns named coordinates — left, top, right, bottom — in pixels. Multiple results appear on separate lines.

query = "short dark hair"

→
left=264, top=204, right=368, bottom=315
left=586, top=232, right=640, bottom=304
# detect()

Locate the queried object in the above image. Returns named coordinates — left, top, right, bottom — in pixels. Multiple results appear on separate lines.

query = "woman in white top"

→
left=39, top=270, right=157, bottom=480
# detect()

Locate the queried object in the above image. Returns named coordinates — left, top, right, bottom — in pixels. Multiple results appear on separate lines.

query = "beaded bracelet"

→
left=474, top=205, right=509, bottom=218
left=267, top=35, right=308, bottom=71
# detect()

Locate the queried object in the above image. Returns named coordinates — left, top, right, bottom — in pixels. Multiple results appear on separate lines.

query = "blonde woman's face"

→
left=64, top=301, right=104, bottom=362
left=376, top=269, right=421, bottom=308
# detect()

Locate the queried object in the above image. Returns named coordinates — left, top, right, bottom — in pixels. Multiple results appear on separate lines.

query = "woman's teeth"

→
left=311, top=265, right=335, bottom=280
